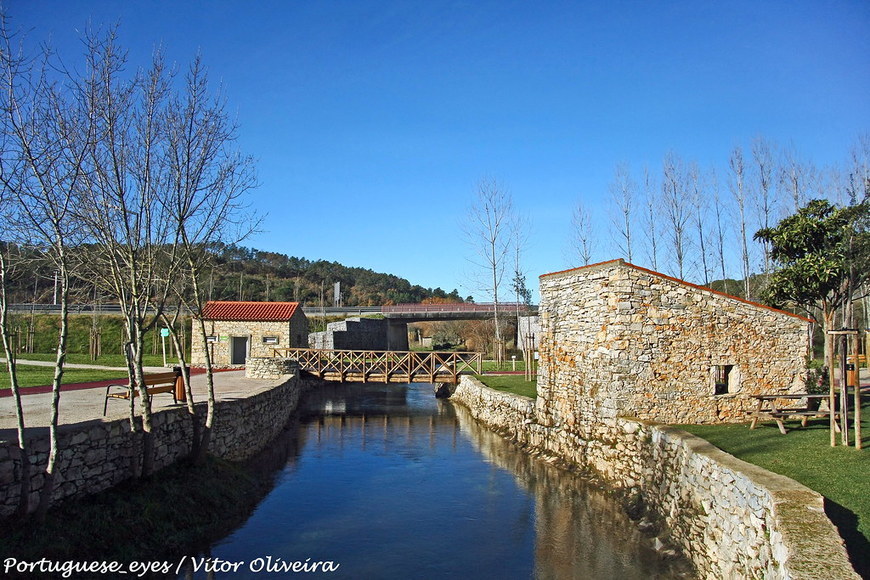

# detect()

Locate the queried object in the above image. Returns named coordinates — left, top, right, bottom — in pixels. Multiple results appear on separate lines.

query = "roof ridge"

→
left=540, top=258, right=813, bottom=323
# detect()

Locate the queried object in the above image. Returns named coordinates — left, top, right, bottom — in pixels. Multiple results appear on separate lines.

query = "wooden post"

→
left=855, top=332, right=863, bottom=450
left=828, top=332, right=837, bottom=447
left=829, top=329, right=860, bottom=448
left=840, top=335, right=849, bottom=446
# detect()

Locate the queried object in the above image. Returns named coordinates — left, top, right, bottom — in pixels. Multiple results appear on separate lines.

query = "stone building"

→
left=191, top=301, right=308, bottom=368
left=309, top=317, right=409, bottom=350
left=536, top=259, right=811, bottom=425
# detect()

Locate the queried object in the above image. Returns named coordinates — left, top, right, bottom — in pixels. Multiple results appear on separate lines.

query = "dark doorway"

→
left=231, top=336, right=249, bottom=365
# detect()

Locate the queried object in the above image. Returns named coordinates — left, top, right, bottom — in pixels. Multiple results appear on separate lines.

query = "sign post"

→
left=160, top=328, right=170, bottom=367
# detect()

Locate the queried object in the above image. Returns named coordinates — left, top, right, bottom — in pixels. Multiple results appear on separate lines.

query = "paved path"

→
left=0, top=369, right=284, bottom=443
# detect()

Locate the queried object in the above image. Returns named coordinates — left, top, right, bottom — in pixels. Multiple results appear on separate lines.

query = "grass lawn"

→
left=0, top=366, right=129, bottom=389
left=681, top=404, right=869, bottom=576
left=1, top=353, right=175, bottom=389
left=9, top=353, right=168, bottom=367
left=481, top=359, right=533, bottom=373
left=474, top=374, right=537, bottom=399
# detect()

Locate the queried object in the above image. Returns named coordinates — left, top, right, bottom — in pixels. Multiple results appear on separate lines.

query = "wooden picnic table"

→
left=748, top=393, right=833, bottom=435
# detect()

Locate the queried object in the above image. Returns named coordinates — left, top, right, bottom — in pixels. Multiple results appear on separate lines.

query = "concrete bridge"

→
left=273, top=348, right=482, bottom=385
left=381, top=303, right=537, bottom=322
left=309, top=303, right=538, bottom=351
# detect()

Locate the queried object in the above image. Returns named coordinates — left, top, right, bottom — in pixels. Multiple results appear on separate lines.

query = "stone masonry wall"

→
left=0, top=372, right=306, bottom=517
left=245, top=357, right=299, bottom=380
left=451, top=376, right=858, bottom=579
left=537, top=260, right=810, bottom=425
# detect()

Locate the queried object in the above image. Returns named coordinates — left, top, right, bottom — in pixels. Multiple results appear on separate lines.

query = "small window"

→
left=714, top=365, right=733, bottom=395
left=262, top=336, right=280, bottom=345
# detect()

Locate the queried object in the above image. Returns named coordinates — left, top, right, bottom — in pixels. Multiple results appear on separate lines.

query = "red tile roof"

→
left=200, top=301, right=301, bottom=321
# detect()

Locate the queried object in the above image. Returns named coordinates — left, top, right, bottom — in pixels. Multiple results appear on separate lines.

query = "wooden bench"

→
left=103, top=371, right=179, bottom=416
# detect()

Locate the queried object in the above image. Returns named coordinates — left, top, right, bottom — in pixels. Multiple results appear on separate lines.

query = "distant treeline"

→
left=1, top=242, right=464, bottom=307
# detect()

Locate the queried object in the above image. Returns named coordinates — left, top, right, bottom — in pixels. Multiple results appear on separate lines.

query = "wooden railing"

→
left=272, top=348, right=482, bottom=384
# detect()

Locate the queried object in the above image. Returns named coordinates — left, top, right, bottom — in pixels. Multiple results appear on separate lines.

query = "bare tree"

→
left=569, top=199, right=595, bottom=266
left=709, top=169, right=730, bottom=294
left=641, top=166, right=659, bottom=270
left=0, top=22, right=30, bottom=519
left=752, top=136, right=778, bottom=283
left=0, top=20, right=89, bottom=518
left=75, top=31, right=181, bottom=476
left=609, top=162, right=634, bottom=261
left=729, top=145, right=752, bottom=299
left=661, top=152, right=691, bottom=279
left=780, top=144, right=815, bottom=213
left=510, top=216, right=534, bottom=372
left=464, top=178, right=514, bottom=363
left=688, top=161, right=711, bottom=285
left=163, top=54, right=258, bottom=462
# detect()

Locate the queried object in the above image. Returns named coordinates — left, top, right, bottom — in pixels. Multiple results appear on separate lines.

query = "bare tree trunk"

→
left=729, top=146, right=752, bottom=299
left=465, top=179, right=514, bottom=364
left=194, top=315, right=216, bottom=463
left=36, top=264, right=70, bottom=521
left=570, top=201, right=595, bottom=266
left=162, top=310, right=200, bottom=458
left=711, top=171, right=729, bottom=293
left=689, top=162, right=710, bottom=286
left=609, top=162, right=634, bottom=262
left=642, top=166, right=659, bottom=270
left=662, top=152, right=690, bottom=279
left=0, top=250, right=31, bottom=518
left=752, top=136, right=778, bottom=288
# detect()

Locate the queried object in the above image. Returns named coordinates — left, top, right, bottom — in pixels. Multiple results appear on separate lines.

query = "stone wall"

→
left=538, top=260, right=810, bottom=425
left=0, top=372, right=306, bottom=517
left=245, top=357, right=299, bottom=380
left=451, top=376, right=858, bottom=579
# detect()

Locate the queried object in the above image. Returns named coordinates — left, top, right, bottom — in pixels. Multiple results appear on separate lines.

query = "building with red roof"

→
left=191, top=301, right=308, bottom=367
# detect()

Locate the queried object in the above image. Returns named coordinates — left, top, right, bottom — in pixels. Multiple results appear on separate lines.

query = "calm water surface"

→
left=183, top=383, right=692, bottom=579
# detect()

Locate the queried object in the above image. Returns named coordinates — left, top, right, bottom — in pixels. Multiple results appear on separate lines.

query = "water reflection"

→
left=452, top=404, right=693, bottom=579
left=183, top=383, right=692, bottom=579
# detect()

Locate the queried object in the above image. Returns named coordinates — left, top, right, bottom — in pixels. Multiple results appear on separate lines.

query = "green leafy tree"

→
left=755, top=198, right=869, bottom=363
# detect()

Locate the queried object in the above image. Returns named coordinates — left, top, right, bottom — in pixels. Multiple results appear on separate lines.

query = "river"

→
left=180, top=382, right=693, bottom=579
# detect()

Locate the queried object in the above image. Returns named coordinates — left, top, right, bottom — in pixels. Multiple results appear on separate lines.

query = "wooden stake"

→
left=841, top=335, right=849, bottom=446
left=829, top=337, right=837, bottom=447
left=855, top=333, right=863, bottom=450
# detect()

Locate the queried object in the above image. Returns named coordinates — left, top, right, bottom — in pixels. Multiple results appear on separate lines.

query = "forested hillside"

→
left=2, top=243, right=463, bottom=307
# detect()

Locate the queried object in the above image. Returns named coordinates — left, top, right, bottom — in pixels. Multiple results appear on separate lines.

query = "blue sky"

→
left=5, top=1, right=869, bottom=302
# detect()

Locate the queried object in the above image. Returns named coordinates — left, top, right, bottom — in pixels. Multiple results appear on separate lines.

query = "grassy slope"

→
left=474, top=374, right=537, bottom=399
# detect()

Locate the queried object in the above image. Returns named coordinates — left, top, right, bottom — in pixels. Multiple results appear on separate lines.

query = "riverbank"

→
left=450, top=375, right=859, bottom=579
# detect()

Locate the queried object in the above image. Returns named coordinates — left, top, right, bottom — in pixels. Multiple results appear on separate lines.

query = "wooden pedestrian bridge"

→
left=272, top=348, right=483, bottom=384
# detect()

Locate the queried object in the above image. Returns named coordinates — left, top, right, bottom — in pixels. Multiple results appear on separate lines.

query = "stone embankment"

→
left=0, top=367, right=305, bottom=517
left=451, top=376, right=858, bottom=580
